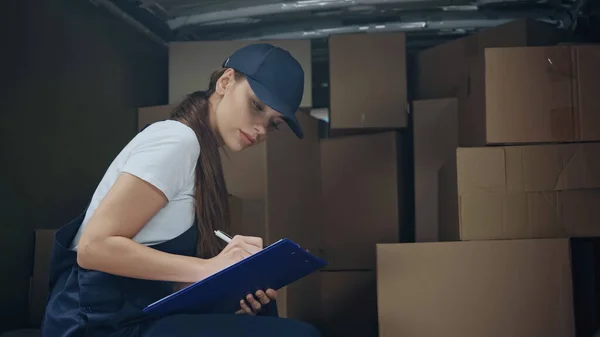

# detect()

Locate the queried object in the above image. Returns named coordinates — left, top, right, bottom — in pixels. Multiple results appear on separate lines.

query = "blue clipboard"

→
left=143, top=238, right=327, bottom=316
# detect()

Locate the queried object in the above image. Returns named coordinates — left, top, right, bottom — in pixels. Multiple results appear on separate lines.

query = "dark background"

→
left=0, top=0, right=167, bottom=332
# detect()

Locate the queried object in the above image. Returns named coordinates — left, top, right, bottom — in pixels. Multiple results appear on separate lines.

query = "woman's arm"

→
left=76, top=172, right=211, bottom=283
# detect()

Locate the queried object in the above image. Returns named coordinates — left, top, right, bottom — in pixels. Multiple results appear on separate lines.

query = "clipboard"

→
left=143, top=238, right=327, bottom=316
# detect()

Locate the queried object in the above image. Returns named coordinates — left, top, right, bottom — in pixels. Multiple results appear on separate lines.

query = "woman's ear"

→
left=215, top=68, right=236, bottom=95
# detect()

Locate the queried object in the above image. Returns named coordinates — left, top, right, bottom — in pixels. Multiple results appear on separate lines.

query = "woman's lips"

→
left=240, top=130, right=255, bottom=146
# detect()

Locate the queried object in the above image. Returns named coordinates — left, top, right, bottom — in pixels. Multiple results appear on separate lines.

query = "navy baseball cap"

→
left=222, top=43, right=305, bottom=139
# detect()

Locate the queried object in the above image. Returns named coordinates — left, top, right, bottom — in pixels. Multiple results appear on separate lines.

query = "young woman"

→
left=41, top=43, right=320, bottom=337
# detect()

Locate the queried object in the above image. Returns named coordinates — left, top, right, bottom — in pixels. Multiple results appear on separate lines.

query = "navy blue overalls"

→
left=40, top=209, right=321, bottom=337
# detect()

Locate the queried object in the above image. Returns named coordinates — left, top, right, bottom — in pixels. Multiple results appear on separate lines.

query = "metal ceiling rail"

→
left=221, top=7, right=572, bottom=40
left=238, top=18, right=513, bottom=39
left=166, top=0, right=476, bottom=30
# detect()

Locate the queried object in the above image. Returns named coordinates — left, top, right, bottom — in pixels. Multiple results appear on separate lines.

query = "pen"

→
left=214, top=230, right=233, bottom=244
left=214, top=230, right=258, bottom=256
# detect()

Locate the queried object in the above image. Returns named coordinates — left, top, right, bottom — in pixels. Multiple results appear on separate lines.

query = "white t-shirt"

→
left=70, top=120, right=200, bottom=250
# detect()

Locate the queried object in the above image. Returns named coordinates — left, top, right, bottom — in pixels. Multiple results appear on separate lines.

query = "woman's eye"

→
left=270, top=121, right=280, bottom=130
left=251, top=100, right=261, bottom=112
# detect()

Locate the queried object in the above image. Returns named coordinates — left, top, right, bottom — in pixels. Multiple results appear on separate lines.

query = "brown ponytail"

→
left=169, top=68, right=244, bottom=259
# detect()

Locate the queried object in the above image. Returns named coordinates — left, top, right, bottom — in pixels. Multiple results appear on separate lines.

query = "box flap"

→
left=458, top=143, right=600, bottom=195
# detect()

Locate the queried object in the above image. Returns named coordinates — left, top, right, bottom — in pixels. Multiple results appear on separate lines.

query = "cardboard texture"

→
left=377, top=239, right=575, bottom=337
left=137, top=105, right=176, bottom=131
left=282, top=272, right=322, bottom=323
left=439, top=143, right=600, bottom=241
left=221, top=111, right=322, bottom=251
left=168, top=40, right=312, bottom=107
left=227, top=195, right=266, bottom=239
left=413, top=98, right=458, bottom=242
left=317, top=271, right=378, bottom=337
left=320, top=131, right=405, bottom=270
left=416, top=19, right=565, bottom=100
left=29, top=230, right=56, bottom=327
left=481, top=45, right=600, bottom=144
left=328, top=32, right=407, bottom=130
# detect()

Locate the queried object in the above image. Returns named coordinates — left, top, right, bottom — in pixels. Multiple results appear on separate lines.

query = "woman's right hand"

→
left=209, top=235, right=263, bottom=273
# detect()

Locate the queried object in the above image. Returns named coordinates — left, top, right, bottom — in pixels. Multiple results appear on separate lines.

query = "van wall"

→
left=0, top=0, right=167, bottom=332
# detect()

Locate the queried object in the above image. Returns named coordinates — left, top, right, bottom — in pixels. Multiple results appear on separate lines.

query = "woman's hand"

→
left=236, top=289, right=277, bottom=315
left=208, top=235, right=263, bottom=274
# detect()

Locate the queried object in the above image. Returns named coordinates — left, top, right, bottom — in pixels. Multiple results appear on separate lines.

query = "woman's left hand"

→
left=235, top=289, right=277, bottom=315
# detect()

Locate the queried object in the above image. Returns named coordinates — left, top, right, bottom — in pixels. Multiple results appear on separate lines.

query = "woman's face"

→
left=213, top=69, right=285, bottom=152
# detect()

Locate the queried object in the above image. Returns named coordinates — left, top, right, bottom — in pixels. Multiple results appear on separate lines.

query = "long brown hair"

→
left=169, top=68, right=244, bottom=258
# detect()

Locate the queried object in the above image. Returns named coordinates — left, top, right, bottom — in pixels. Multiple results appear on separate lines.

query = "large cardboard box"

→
left=377, top=239, right=575, bottom=337
left=320, top=131, right=406, bottom=270
left=317, top=271, right=378, bottom=337
left=329, top=32, right=407, bottom=130
left=168, top=40, right=312, bottom=108
left=282, top=272, right=322, bottom=324
left=470, top=45, right=600, bottom=145
left=227, top=195, right=266, bottom=239
left=413, top=98, right=458, bottom=242
left=439, top=143, right=600, bottom=241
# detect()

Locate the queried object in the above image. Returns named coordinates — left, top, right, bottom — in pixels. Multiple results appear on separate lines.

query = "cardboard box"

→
left=329, top=32, right=407, bottom=130
left=439, top=143, right=600, bottom=241
left=317, top=271, right=378, bottom=337
left=416, top=19, right=572, bottom=146
left=137, top=104, right=175, bottom=131
left=227, top=195, right=266, bottom=239
left=221, top=111, right=322, bottom=251
left=280, top=271, right=322, bottom=322
left=413, top=98, right=458, bottom=242
left=377, top=239, right=575, bottom=337
left=417, top=18, right=565, bottom=100
left=168, top=40, right=312, bottom=107
left=320, top=131, right=406, bottom=270
left=472, top=45, right=600, bottom=145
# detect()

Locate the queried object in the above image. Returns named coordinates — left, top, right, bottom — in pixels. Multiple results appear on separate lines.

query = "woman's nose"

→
left=254, top=124, right=267, bottom=135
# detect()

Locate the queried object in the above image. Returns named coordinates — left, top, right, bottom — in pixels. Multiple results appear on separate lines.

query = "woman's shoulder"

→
left=143, top=119, right=196, bottom=138
left=119, top=120, right=200, bottom=200
left=138, top=120, right=199, bottom=151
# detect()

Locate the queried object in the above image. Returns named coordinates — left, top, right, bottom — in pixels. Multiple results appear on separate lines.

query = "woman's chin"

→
left=223, top=139, right=245, bottom=152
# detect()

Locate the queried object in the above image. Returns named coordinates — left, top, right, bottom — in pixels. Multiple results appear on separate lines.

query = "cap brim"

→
left=246, top=77, right=304, bottom=139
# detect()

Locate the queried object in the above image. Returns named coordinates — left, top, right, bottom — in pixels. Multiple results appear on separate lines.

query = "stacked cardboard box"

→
left=379, top=18, right=600, bottom=337
left=314, top=31, right=411, bottom=337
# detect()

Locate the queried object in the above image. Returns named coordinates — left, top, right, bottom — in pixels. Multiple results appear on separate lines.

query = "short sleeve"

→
left=121, top=121, right=200, bottom=201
